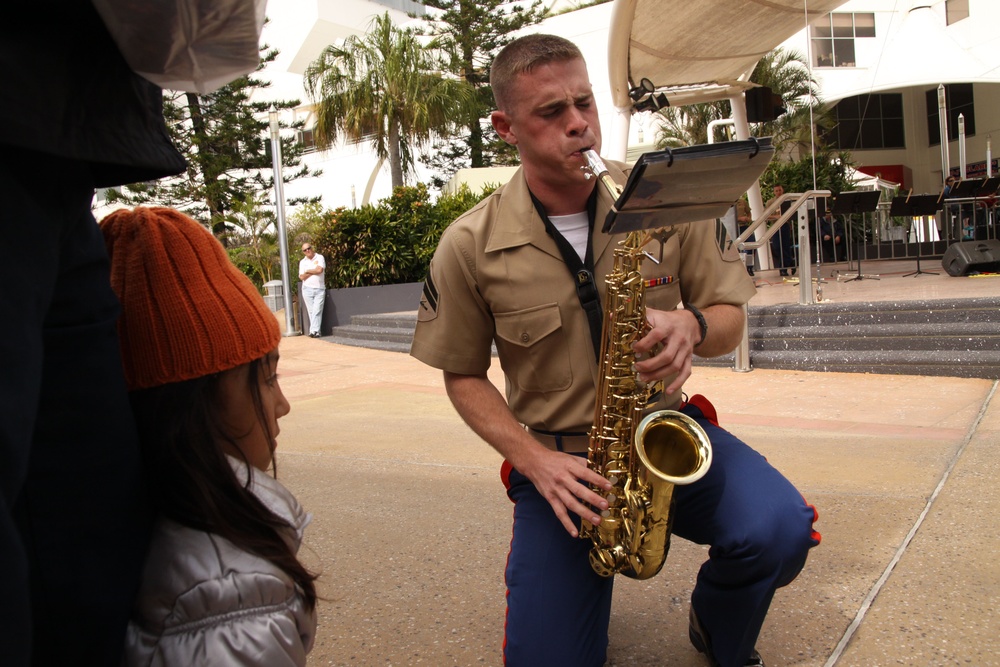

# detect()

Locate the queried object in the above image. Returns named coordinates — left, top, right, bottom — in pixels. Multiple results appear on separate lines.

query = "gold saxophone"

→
left=579, top=149, right=713, bottom=580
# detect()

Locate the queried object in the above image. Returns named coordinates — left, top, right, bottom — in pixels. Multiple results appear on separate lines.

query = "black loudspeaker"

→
left=745, top=86, right=786, bottom=122
left=941, top=239, right=1000, bottom=276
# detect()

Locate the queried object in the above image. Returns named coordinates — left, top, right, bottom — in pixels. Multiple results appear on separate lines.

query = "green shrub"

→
left=314, top=182, right=496, bottom=288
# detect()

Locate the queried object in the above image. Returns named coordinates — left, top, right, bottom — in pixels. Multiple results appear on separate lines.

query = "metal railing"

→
left=732, top=189, right=831, bottom=372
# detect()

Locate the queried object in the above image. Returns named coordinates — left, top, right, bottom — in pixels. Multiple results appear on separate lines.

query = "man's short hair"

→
left=490, top=33, right=583, bottom=112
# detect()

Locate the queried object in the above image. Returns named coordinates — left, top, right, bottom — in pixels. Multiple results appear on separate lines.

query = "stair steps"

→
left=325, top=297, right=1000, bottom=379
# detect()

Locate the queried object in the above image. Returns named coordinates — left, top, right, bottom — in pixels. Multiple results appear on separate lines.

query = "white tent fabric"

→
left=838, top=2, right=996, bottom=98
left=607, top=0, right=851, bottom=110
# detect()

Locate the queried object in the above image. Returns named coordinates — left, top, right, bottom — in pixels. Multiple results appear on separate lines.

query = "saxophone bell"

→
left=635, top=411, right=713, bottom=486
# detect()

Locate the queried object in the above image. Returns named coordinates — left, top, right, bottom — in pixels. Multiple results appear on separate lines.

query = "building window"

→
left=946, top=0, right=969, bottom=25
left=827, top=93, right=905, bottom=150
left=811, top=12, right=875, bottom=68
left=297, top=127, right=318, bottom=153
left=926, top=83, right=975, bottom=145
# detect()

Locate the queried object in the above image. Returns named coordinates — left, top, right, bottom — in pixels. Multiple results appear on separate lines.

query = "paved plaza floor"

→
left=274, top=258, right=999, bottom=666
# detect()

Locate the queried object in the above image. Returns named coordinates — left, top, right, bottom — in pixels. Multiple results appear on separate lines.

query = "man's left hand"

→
left=631, top=307, right=700, bottom=395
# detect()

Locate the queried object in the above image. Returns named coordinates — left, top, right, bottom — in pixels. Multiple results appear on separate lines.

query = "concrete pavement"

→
left=273, top=259, right=1000, bottom=666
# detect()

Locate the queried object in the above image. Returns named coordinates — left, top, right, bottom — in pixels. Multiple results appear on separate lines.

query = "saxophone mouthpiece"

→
left=582, top=149, right=608, bottom=180
left=582, top=149, right=623, bottom=199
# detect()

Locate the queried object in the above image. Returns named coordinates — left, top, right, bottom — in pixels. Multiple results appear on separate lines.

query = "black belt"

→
left=527, top=427, right=590, bottom=453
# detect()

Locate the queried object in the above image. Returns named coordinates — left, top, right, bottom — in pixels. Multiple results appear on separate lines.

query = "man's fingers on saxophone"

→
left=663, top=357, right=693, bottom=395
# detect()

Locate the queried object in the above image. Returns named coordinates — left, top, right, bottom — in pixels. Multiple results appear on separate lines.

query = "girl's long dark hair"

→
left=129, top=357, right=317, bottom=610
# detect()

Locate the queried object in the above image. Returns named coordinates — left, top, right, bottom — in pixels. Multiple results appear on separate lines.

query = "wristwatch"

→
left=684, top=303, right=708, bottom=346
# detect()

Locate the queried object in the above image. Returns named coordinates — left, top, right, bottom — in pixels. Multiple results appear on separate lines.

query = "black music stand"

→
left=978, top=176, right=1000, bottom=197
left=889, top=195, right=942, bottom=276
left=602, top=138, right=773, bottom=233
left=979, top=177, right=1000, bottom=238
left=945, top=178, right=984, bottom=199
left=943, top=179, right=984, bottom=241
left=832, top=190, right=882, bottom=282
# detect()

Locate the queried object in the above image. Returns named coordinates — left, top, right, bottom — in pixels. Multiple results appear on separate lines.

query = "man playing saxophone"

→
left=410, top=33, right=819, bottom=667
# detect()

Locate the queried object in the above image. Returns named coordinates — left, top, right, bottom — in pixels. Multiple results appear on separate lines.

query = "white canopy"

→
left=607, top=0, right=851, bottom=110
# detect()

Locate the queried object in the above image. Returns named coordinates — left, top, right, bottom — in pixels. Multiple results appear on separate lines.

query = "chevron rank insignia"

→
left=715, top=220, right=741, bottom=262
left=417, top=272, right=439, bottom=321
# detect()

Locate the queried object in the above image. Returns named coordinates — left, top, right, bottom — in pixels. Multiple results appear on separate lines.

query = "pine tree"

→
left=108, top=42, right=316, bottom=234
left=416, top=0, right=543, bottom=187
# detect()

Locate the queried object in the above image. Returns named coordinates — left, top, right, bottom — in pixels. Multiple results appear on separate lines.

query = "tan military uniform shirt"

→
left=410, top=163, right=755, bottom=434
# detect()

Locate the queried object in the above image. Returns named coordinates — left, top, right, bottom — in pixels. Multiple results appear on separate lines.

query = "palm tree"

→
left=222, top=194, right=279, bottom=288
left=655, top=48, right=829, bottom=154
left=748, top=48, right=831, bottom=155
left=655, top=102, right=730, bottom=148
left=304, top=12, right=476, bottom=189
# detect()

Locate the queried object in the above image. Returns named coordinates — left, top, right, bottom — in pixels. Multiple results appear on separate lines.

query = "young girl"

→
left=100, top=206, right=317, bottom=666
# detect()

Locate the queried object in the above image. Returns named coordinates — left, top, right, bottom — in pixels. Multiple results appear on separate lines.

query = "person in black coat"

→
left=766, top=184, right=796, bottom=276
left=819, top=210, right=846, bottom=263
left=0, top=3, right=185, bottom=665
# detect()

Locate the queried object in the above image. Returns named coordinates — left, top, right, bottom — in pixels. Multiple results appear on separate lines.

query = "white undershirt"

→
left=548, top=211, right=589, bottom=262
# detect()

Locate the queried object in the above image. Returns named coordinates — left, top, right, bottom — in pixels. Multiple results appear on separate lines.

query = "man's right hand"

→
left=443, top=370, right=611, bottom=537
left=516, top=446, right=611, bottom=537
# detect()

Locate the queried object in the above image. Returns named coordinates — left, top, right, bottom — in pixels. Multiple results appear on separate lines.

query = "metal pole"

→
left=707, top=118, right=736, bottom=144
left=797, top=206, right=814, bottom=305
left=269, top=109, right=299, bottom=337
left=958, top=113, right=966, bottom=179
left=988, top=135, right=993, bottom=177
left=938, top=84, right=950, bottom=183
left=730, top=92, right=756, bottom=372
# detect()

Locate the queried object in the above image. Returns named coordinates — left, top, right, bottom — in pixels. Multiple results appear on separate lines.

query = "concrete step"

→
left=327, top=313, right=415, bottom=354
left=747, top=296, right=999, bottom=328
left=324, top=297, right=1000, bottom=379
left=751, top=321, right=1000, bottom=352
left=696, top=349, right=1000, bottom=379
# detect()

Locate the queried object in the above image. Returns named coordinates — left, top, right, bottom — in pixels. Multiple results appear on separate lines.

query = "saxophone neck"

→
left=582, top=149, right=623, bottom=201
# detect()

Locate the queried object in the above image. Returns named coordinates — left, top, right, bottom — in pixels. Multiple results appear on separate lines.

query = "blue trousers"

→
left=769, top=224, right=796, bottom=273
left=302, top=284, right=326, bottom=335
left=501, top=399, right=819, bottom=667
left=0, top=149, right=151, bottom=665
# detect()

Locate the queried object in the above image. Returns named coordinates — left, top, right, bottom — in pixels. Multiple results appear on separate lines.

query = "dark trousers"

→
left=0, top=149, right=151, bottom=666
left=769, top=225, right=796, bottom=273
left=500, top=399, right=819, bottom=667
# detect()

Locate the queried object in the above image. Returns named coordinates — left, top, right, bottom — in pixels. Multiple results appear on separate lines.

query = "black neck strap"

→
left=529, top=188, right=603, bottom=360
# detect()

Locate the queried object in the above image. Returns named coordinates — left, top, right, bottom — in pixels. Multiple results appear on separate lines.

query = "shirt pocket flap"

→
left=495, top=303, right=562, bottom=348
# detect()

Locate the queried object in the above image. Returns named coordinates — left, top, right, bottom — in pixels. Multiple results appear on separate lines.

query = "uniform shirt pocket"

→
left=494, top=303, right=572, bottom=393
left=644, top=279, right=681, bottom=312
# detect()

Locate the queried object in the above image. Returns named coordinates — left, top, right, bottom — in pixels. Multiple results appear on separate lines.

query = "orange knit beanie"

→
left=100, top=206, right=281, bottom=390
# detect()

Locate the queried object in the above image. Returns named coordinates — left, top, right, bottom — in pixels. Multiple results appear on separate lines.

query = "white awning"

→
left=608, top=0, right=852, bottom=110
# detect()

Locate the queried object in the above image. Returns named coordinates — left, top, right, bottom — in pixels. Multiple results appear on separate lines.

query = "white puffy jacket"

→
left=123, top=458, right=316, bottom=666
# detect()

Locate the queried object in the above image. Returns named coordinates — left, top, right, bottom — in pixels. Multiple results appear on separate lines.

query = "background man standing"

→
left=766, top=184, right=796, bottom=277
left=298, top=243, right=326, bottom=338
left=410, top=33, right=818, bottom=667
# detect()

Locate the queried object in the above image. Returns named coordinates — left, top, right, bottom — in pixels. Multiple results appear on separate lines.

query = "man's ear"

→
left=491, top=110, right=517, bottom=146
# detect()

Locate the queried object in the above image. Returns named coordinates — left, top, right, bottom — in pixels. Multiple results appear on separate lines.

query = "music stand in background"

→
left=889, top=194, right=942, bottom=276
left=977, top=176, right=1000, bottom=197
left=943, top=178, right=984, bottom=241
left=945, top=178, right=984, bottom=199
left=832, top=190, right=882, bottom=282
left=978, top=177, right=1000, bottom=237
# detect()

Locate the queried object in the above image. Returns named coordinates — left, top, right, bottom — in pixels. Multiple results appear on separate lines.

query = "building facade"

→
left=260, top=0, right=1000, bottom=210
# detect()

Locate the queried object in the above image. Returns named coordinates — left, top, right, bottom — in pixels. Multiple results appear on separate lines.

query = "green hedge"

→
left=314, top=182, right=495, bottom=289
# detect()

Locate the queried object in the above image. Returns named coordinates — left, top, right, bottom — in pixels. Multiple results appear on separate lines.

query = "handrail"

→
left=733, top=189, right=831, bottom=373
left=735, top=191, right=828, bottom=251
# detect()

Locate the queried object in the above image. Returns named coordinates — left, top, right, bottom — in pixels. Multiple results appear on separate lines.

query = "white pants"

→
left=302, top=285, right=325, bottom=335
